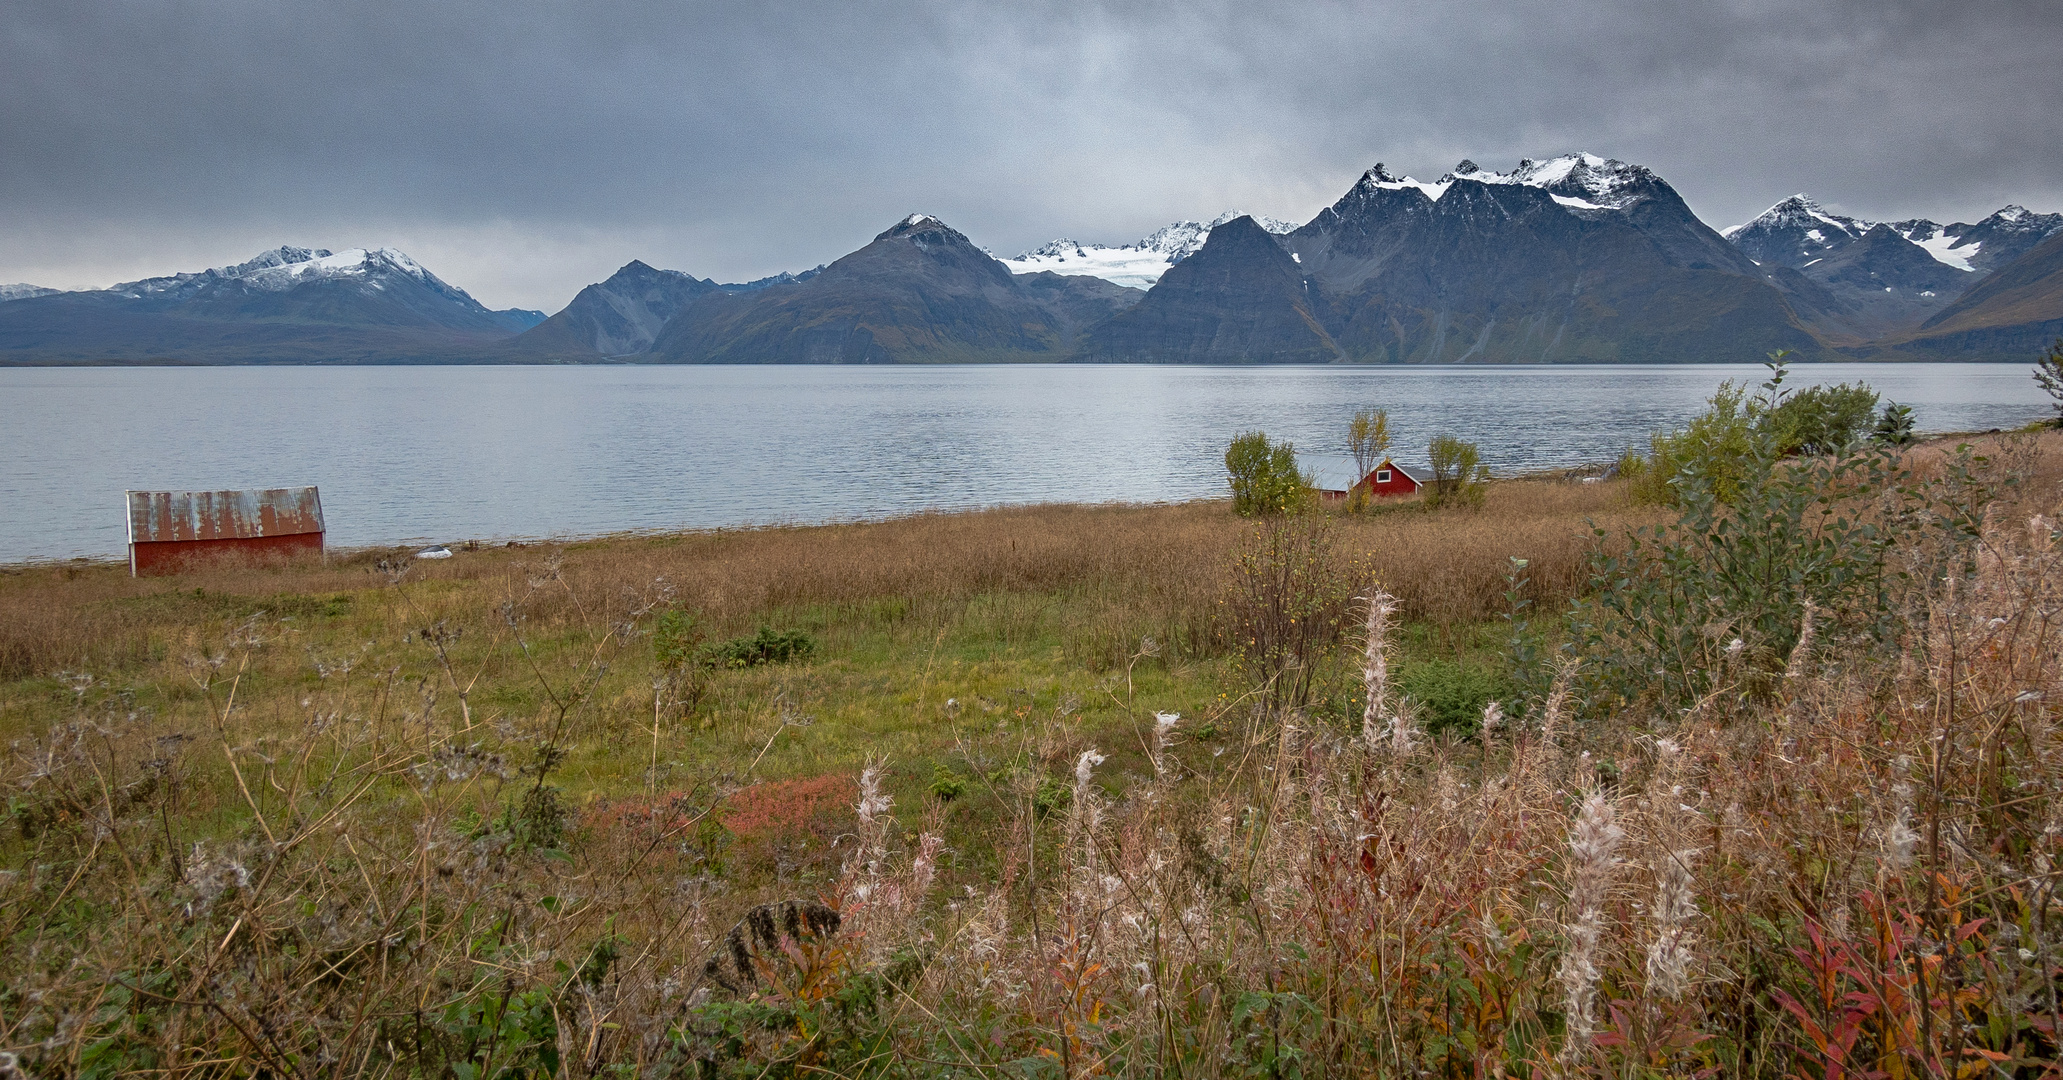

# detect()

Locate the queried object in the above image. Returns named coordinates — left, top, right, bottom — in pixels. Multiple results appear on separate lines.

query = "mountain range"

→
left=0, top=247, right=544, bottom=364
left=4, top=154, right=2059, bottom=365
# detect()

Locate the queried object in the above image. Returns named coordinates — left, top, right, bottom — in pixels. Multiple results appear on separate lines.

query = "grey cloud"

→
left=4, top=0, right=2059, bottom=310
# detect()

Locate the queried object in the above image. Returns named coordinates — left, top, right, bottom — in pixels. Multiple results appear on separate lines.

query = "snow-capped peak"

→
left=1000, top=211, right=1299, bottom=288
left=0, top=283, right=61, bottom=302
left=1351, top=153, right=1655, bottom=210
left=1354, top=164, right=1451, bottom=201
left=1998, top=205, right=2030, bottom=223
left=1460, top=152, right=1655, bottom=209
left=97, top=245, right=488, bottom=310
left=109, top=245, right=454, bottom=298
left=1724, top=194, right=1872, bottom=240
left=902, top=213, right=938, bottom=227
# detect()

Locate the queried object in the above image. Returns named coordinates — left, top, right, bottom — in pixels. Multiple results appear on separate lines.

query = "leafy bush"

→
left=1634, top=356, right=1879, bottom=506
left=703, top=626, right=816, bottom=669
left=927, top=764, right=966, bottom=801
left=1579, top=425, right=1905, bottom=706
left=1426, top=434, right=1487, bottom=509
left=1766, top=381, right=1879, bottom=456
left=1225, top=431, right=1311, bottom=516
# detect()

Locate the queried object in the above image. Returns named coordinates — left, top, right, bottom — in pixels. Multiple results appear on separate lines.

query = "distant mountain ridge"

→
left=1720, top=195, right=2063, bottom=339
left=642, top=215, right=1141, bottom=363
left=5, top=157, right=2061, bottom=365
left=0, top=245, right=545, bottom=364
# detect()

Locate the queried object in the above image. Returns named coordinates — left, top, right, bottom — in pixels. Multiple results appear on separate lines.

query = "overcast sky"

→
left=4, top=0, right=2060, bottom=312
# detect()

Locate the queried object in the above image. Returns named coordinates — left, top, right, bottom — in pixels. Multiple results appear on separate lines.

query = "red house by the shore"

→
left=1312, top=458, right=1423, bottom=502
left=1360, top=458, right=1422, bottom=498
left=126, top=487, right=325, bottom=576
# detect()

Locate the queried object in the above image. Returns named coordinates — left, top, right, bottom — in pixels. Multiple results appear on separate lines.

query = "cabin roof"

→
left=127, top=487, right=325, bottom=544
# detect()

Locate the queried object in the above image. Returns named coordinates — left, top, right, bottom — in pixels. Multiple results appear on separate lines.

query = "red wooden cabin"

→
left=1311, top=457, right=1424, bottom=503
left=127, top=487, right=325, bottom=576
left=1360, top=458, right=1422, bottom=498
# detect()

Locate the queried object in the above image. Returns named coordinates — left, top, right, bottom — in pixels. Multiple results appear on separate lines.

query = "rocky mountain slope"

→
left=499, top=260, right=719, bottom=359
left=646, top=216, right=1141, bottom=363
left=1865, top=229, right=2063, bottom=359
left=1079, top=216, right=1341, bottom=362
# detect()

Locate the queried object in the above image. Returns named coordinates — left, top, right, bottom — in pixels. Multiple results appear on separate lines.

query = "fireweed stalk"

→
left=1643, top=739, right=1700, bottom=1002
left=1358, top=591, right=1411, bottom=755
left=1559, top=784, right=1625, bottom=1060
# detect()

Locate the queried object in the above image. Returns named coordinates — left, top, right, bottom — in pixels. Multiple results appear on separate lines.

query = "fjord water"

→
left=0, top=363, right=2044, bottom=562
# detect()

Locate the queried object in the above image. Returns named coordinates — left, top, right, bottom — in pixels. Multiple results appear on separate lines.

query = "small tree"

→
left=1226, top=431, right=1311, bottom=516
left=1426, top=434, right=1487, bottom=509
left=2034, top=338, right=2063, bottom=427
left=1348, top=407, right=1392, bottom=480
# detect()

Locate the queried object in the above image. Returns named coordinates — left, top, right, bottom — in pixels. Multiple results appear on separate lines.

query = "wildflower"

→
left=1074, top=748, right=1106, bottom=800
left=1481, top=700, right=1504, bottom=739
left=857, top=759, right=892, bottom=828
left=1558, top=785, right=1623, bottom=1060
left=1783, top=599, right=1818, bottom=679
left=1151, top=712, right=1180, bottom=778
left=1644, top=846, right=1699, bottom=999
left=1358, top=591, right=1397, bottom=749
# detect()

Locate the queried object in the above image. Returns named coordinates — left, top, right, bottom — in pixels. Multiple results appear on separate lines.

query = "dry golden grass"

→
left=0, top=477, right=1648, bottom=684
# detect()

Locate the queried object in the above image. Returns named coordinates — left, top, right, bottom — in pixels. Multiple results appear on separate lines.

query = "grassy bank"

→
left=3, top=437, right=2062, bottom=1078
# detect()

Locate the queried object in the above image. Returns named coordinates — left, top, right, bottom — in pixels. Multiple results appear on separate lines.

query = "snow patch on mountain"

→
left=0, top=284, right=61, bottom=302
left=1001, top=211, right=1298, bottom=288
left=1905, top=230, right=1977, bottom=272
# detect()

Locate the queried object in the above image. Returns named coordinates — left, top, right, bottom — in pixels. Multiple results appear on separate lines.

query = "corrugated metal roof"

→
left=126, top=487, right=324, bottom=544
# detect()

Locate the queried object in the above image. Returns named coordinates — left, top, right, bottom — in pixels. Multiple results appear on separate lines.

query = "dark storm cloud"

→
left=4, top=0, right=2060, bottom=309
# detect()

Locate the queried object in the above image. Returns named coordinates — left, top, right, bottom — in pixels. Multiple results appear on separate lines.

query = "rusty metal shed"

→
left=126, top=487, right=325, bottom=576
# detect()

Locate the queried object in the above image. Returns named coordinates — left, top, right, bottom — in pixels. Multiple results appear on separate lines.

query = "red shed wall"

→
left=1364, top=471, right=1420, bottom=497
left=130, top=532, right=325, bottom=576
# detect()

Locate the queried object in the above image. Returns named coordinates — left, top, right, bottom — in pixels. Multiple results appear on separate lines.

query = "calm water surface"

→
left=0, top=363, right=2043, bottom=562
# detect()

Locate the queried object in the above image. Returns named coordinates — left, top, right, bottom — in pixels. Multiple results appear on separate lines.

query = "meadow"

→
left=2, top=431, right=2061, bottom=1078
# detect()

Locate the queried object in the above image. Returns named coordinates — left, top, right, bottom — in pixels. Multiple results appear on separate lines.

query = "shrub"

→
left=1225, top=431, right=1311, bottom=516
left=1395, top=659, right=1510, bottom=738
left=927, top=764, right=966, bottom=801
left=1638, top=356, right=1878, bottom=506
left=1579, top=426, right=1905, bottom=705
left=2033, top=337, right=2063, bottom=426
left=1871, top=401, right=1917, bottom=446
left=1225, top=515, right=1357, bottom=709
left=703, top=626, right=816, bottom=669
left=1426, top=434, right=1487, bottom=509
left=1767, top=381, right=1879, bottom=456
